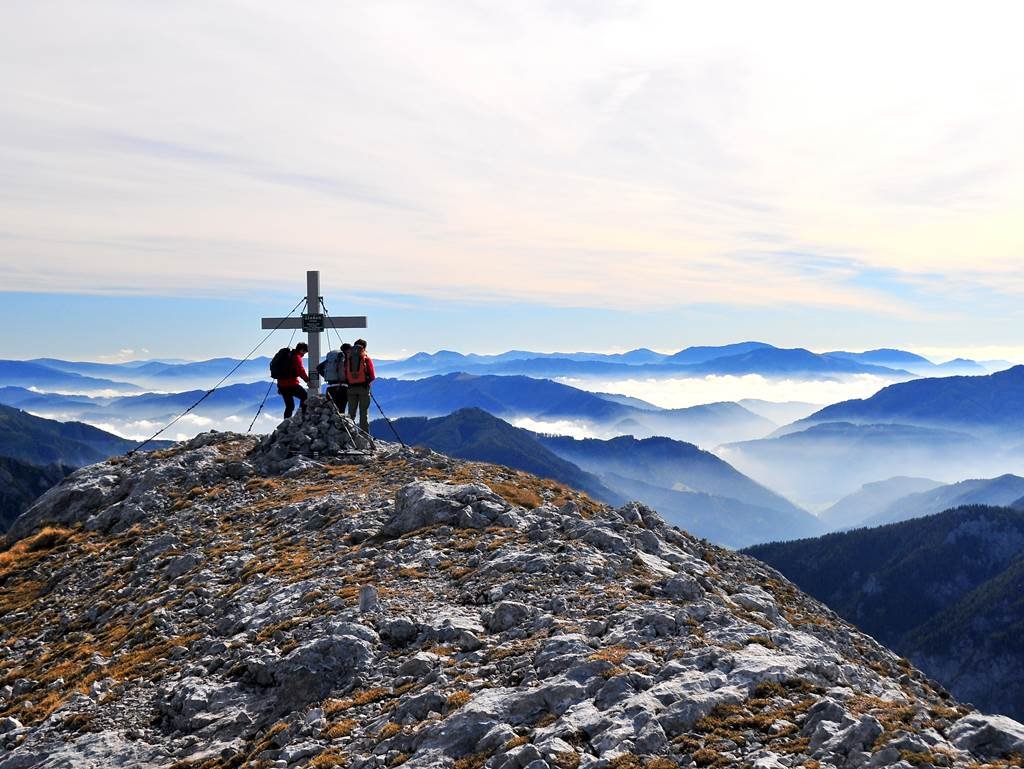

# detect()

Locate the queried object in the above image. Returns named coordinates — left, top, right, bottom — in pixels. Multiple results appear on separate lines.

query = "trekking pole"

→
left=370, top=391, right=406, bottom=448
left=247, top=381, right=275, bottom=433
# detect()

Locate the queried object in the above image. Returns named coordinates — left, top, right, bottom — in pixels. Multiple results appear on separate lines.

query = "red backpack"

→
left=346, top=347, right=369, bottom=385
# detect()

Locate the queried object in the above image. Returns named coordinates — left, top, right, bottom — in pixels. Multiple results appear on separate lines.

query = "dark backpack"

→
left=270, top=347, right=293, bottom=379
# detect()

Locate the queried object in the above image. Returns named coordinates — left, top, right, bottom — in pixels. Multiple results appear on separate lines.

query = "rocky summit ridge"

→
left=1, top=397, right=1023, bottom=769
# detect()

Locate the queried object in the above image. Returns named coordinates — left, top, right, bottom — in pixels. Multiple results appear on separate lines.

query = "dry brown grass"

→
left=265, top=721, right=289, bottom=738
left=489, top=481, right=542, bottom=509
left=324, top=687, right=390, bottom=715
left=488, top=641, right=531, bottom=661
left=846, top=694, right=917, bottom=732
left=504, top=736, right=530, bottom=750
left=446, top=690, right=471, bottom=710
left=588, top=646, right=630, bottom=665
left=324, top=719, right=356, bottom=739
left=453, top=753, right=489, bottom=769
left=928, top=704, right=966, bottom=721
left=0, top=526, right=77, bottom=580
left=307, top=752, right=348, bottom=768
left=899, top=751, right=937, bottom=766
left=255, top=617, right=305, bottom=643
left=103, top=633, right=199, bottom=682
left=378, top=723, right=402, bottom=740
left=607, top=757, right=643, bottom=769
left=695, top=703, right=774, bottom=735
left=691, top=747, right=726, bottom=767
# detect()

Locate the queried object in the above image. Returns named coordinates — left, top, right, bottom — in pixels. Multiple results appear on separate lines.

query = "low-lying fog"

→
left=75, top=412, right=283, bottom=444
left=558, top=373, right=897, bottom=411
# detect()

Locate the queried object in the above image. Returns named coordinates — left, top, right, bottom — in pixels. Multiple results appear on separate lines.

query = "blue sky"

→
left=2, top=2, right=1023, bottom=362
left=3, top=285, right=1023, bottom=364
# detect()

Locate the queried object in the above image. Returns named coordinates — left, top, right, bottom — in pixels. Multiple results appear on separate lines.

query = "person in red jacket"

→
left=277, top=342, right=309, bottom=418
left=345, top=339, right=375, bottom=433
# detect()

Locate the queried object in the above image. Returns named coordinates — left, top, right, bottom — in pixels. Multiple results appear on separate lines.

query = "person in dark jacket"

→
left=345, top=339, right=375, bottom=433
left=277, top=342, right=309, bottom=418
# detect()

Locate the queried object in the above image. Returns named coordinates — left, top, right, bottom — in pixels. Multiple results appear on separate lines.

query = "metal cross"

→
left=261, top=270, right=367, bottom=395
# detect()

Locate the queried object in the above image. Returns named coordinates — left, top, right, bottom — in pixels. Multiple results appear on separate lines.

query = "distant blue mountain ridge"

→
left=791, top=365, right=1024, bottom=437
left=7, top=342, right=998, bottom=394
left=825, top=349, right=987, bottom=376
left=706, top=366, right=1024, bottom=510
left=380, top=344, right=917, bottom=380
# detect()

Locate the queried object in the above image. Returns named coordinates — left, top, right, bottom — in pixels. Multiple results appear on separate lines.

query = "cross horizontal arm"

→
left=261, top=318, right=303, bottom=329
left=322, top=316, right=367, bottom=329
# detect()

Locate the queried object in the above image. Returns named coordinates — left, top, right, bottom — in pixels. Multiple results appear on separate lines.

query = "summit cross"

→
left=261, top=270, right=367, bottom=396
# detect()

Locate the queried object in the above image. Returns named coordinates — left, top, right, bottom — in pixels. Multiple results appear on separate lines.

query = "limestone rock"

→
left=250, top=394, right=374, bottom=471
left=0, top=431, right=1017, bottom=769
left=949, top=713, right=1024, bottom=758
left=382, top=481, right=510, bottom=536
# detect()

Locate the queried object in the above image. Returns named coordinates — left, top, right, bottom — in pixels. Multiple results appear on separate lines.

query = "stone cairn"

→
left=251, top=394, right=375, bottom=470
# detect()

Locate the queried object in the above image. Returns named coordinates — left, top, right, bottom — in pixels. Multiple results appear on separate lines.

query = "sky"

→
left=2, top=1, right=1024, bottom=362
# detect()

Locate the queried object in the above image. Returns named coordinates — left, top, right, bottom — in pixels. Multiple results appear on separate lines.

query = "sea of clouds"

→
left=558, top=373, right=898, bottom=411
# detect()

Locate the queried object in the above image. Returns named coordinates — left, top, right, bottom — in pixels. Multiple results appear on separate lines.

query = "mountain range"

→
left=370, top=407, right=817, bottom=547
left=0, top=403, right=148, bottom=468
left=719, top=421, right=990, bottom=509
left=791, top=365, right=1024, bottom=439
left=745, top=504, right=1024, bottom=719
left=0, top=404, right=172, bottom=531
left=819, top=476, right=943, bottom=530
left=825, top=349, right=988, bottom=376
left=378, top=343, right=918, bottom=380
left=0, top=360, right=141, bottom=393
left=820, top=474, right=1024, bottom=533
left=5, top=343, right=1003, bottom=395
left=860, top=474, right=1024, bottom=527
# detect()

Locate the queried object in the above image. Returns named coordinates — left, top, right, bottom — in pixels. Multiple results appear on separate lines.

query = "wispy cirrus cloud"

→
left=0, top=0, right=1022, bottom=334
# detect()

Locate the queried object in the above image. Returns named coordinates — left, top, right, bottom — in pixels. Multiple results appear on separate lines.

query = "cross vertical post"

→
left=306, top=270, right=321, bottom=396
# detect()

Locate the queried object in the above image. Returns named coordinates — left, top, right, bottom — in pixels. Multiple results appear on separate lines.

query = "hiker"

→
left=318, top=342, right=351, bottom=412
left=275, top=342, right=309, bottom=418
left=345, top=338, right=375, bottom=433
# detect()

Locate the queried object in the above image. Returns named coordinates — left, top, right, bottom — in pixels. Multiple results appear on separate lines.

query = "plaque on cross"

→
left=262, top=270, right=367, bottom=395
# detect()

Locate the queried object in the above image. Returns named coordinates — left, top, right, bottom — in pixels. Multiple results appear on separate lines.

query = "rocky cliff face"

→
left=1, top=397, right=1023, bottom=769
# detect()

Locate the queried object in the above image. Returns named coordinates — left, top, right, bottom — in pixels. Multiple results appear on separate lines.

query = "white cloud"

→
left=0, top=1, right=1022, bottom=312
left=510, top=417, right=598, bottom=439
left=561, top=374, right=898, bottom=410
